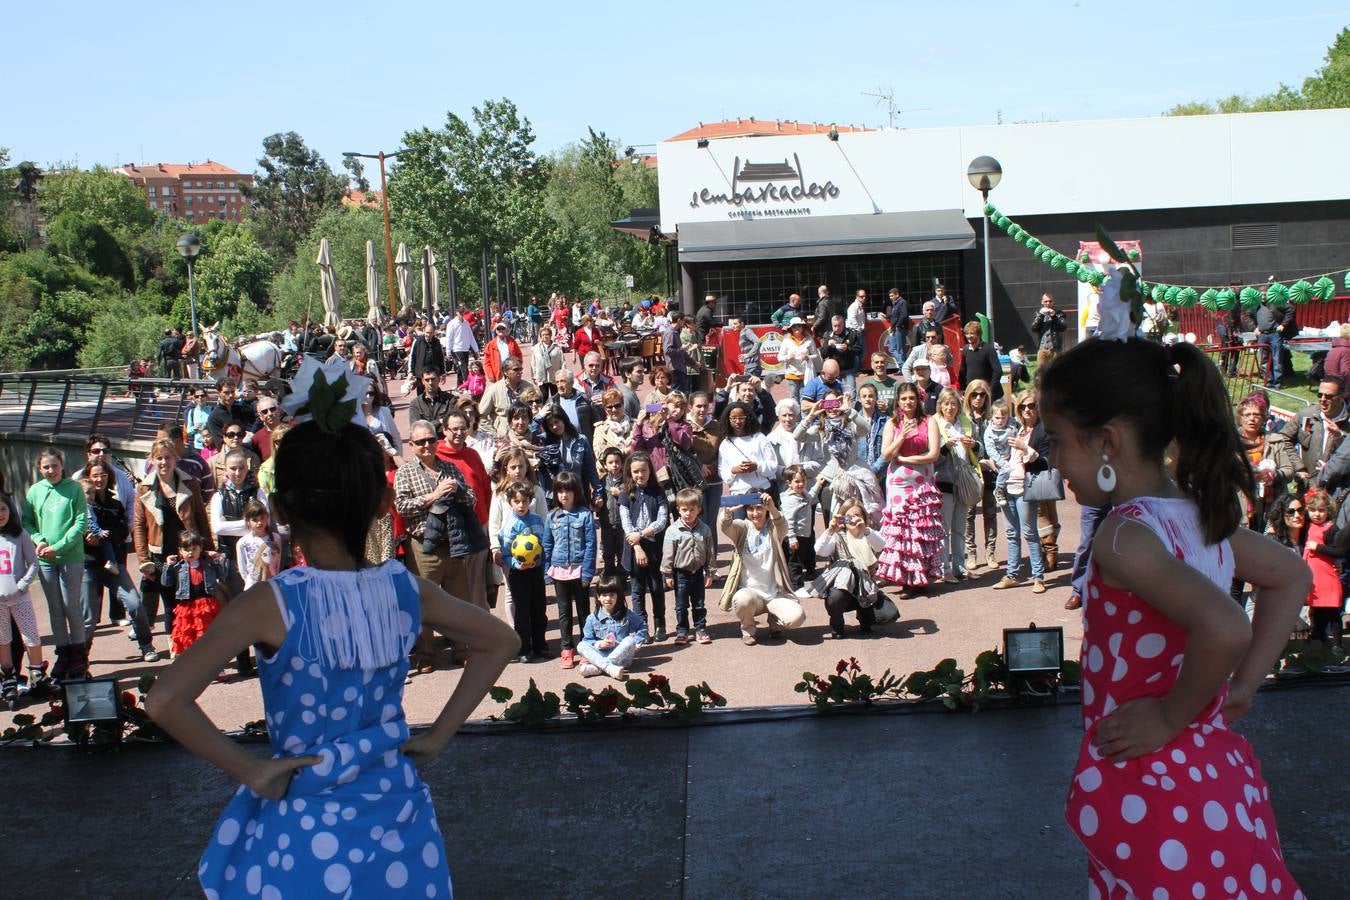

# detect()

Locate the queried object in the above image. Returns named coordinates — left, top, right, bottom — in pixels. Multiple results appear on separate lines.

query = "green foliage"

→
left=191, top=223, right=275, bottom=327
left=77, top=291, right=173, bottom=368
left=1166, top=27, right=1348, bottom=115
left=797, top=650, right=1023, bottom=713
left=491, top=674, right=727, bottom=725
left=45, top=212, right=135, bottom=287
left=38, top=166, right=154, bottom=232
left=239, top=132, right=350, bottom=259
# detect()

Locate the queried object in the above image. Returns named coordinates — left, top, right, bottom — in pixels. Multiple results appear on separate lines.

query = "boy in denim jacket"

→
left=660, top=489, right=715, bottom=644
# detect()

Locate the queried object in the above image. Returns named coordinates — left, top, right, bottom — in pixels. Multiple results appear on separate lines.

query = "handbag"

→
left=952, top=451, right=984, bottom=508
left=871, top=595, right=900, bottom=624
left=1023, top=466, right=1065, bottom=502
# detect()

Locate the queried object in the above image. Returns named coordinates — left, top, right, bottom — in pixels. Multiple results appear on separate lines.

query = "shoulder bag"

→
left=1023, top=466, right=1065, bottom=502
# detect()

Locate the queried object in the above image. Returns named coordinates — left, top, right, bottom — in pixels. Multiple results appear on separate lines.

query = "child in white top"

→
left=234, top=500, right=280, bottom=590
left=0, top=494, right=45, bottom=700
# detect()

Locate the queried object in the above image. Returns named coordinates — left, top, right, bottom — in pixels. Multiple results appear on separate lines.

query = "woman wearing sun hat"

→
left=778, top=316, right=820, bottom=402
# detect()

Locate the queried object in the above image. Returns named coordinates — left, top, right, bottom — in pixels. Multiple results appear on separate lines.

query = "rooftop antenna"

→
left=860, top=86, right=931, bottom=128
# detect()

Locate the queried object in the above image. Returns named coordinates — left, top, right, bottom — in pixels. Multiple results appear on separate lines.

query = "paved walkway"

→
left=2, top=683, right=1344, bottom=898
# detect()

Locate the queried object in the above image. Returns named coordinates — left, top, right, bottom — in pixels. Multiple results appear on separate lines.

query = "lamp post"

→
left=343, top=149, right=407, bottom=319
left=966, top=156, right=1003, bottom=334
left=175, top=232, right=203, bottom=338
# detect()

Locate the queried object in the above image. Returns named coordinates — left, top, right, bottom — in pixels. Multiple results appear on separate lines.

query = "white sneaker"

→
left=578, top=663, right=601, bottom=677
left=606, top=665, right=626, bottom=680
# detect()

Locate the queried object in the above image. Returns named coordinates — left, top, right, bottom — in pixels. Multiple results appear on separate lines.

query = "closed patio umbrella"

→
left=395, top=242, right=414, bottom=317
left=365, top=240, right=382, bottom=324
left=421, top=246, right=440, bottom=320
left=316, top=237, right=341, bottom=327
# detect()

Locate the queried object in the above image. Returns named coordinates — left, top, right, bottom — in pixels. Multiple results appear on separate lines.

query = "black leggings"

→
left=507, top=567, right=548, bottom=655
left=825, top=588, right=876, bottom=634
left=1310, top=608, right=1345, bottom=648
left=553, top=579, right=591, bottom=650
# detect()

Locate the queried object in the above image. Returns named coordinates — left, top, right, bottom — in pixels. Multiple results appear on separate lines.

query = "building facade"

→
left=114, top=161, right=253, bottom=223
left=654, top=110, right=1350, bottom=345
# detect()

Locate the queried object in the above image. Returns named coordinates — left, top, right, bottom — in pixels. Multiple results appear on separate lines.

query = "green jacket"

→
left=22, top=477, right=88, bottom=564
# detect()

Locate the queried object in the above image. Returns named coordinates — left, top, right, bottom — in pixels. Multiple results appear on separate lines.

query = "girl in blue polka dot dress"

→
left=148, top=358, right=521, bottom=900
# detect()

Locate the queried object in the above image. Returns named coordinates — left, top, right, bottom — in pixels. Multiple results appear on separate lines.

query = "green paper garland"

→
left=981, top=202, right=1349, bottom=307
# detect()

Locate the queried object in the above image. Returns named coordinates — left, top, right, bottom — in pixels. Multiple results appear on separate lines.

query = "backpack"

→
left=662, top=427, right=706, bottom=492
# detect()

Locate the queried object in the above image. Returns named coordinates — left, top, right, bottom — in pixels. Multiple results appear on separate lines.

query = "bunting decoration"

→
left=983, top=202, right=1350, bottom=305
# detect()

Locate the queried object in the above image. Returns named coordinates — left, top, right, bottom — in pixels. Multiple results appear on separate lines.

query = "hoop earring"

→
left=1096, top=453, right=1117, bottom=493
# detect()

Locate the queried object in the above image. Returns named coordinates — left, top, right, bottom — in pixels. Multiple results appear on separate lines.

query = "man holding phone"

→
left=1281, top=375, right=1348, bottom=480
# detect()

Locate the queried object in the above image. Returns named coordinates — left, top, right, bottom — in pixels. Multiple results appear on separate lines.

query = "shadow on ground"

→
left=1, top=685, right=1345, bottom=899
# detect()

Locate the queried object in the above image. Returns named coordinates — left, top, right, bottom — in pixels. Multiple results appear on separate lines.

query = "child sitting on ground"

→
left=160, top=531, right=231, bottom=658
left=577, top=573, right=647, bottom=680
left=661, top=488, right=715, bottom=645
left=983, top=400, right=1016, bottom=508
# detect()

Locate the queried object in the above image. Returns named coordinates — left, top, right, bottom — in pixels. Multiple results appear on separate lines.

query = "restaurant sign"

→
left=689, top=153, right=840, bottom=219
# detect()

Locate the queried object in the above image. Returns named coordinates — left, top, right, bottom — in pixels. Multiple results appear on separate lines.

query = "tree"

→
left=389, top=97, right=574, bottom=304
left=44, top=212, right=135, bottom=287
left=37, top=166, right=154, bottom=233
left=1166, top=27, right=1348, bottom=115
left=78, top=290, right=173, bottom=368
left=239, top=132, right=350, bottom=259
left=191, top=223, right=275, bottom=327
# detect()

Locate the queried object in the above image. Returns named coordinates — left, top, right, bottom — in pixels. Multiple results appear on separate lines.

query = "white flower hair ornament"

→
left=280, top=355, right=372, bottom=433
left=1091, top=225, right=1145, bottom=343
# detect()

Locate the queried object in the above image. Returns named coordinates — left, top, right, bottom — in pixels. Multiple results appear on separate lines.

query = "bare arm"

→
left=1223, top=528, right=1311, bottom=720
left=146, top=584, right=314, bottom=799
left=400, top=577, right=520, bottom=764
left=1090, top=518, right=1252, bottom=761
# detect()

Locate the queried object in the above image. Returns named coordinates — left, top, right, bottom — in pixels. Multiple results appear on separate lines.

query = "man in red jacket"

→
left=434, top=408, right=492, bottom=615
left=482, top=321, right=523, bottom=382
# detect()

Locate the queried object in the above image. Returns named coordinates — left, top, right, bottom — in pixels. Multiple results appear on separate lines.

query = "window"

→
left=219, top=197, right=227, bottom=205
left=216, top=181, right=224, bottom=189
left=149, top=200, right=157, bottom=208
left=147, top=186, right=157, bottom=197
left=186, top=197, right=193, bottom=207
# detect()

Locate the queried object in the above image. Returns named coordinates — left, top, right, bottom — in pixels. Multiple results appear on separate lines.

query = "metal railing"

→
left=0, top=373, right=216, bottom=442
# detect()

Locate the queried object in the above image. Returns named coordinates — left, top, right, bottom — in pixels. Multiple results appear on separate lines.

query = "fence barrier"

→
left=0, top=373, right=217, bottom=442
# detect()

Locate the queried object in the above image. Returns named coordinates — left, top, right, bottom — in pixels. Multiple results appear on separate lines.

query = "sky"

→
left=3, top=1, right=1346, bottom=175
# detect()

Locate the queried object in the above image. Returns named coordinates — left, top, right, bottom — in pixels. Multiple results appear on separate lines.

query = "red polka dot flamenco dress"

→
left=1065, top=497, right=1302, bottom=899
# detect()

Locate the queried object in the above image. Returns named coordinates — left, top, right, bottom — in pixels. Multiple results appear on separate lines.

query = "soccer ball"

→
left=510, top=533, right=543, bottom=569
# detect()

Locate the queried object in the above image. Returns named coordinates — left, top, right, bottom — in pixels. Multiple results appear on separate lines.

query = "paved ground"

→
left=2, top=682, right=1344, bottom=898
left=3, top=358, right=1087, bottom=736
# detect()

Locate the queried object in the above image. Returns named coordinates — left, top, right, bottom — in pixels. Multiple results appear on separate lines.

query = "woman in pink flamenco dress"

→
left=1039, top=336, right=1309, bottom=899
left=875, top=382, right=945, bottom=591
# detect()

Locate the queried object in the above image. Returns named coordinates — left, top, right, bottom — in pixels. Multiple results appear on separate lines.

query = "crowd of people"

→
left=2, top=283, right=1344, bottom=710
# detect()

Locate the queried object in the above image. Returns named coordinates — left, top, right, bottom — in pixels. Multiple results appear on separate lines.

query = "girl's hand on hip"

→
left=1090, top=697, right=1183, bottom=761
left=247, top=754, right=321, bottom=801
left=401, top=732, right=448, bottom=768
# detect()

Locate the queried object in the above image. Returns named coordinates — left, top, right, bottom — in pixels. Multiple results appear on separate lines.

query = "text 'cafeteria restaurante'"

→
left=632, top=110, right=1350, bottom=350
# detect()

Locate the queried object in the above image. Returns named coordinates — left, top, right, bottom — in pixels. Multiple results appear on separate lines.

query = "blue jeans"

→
left=576, top=635, right=640, bottom=672
left=1003, top=496, right=1045, bottom=582
left=674, top=568, right=707, bottom=633
left=1071, top=504, right=1112, bottom=584
left=83, top=561, right=154, bottom=650
left=1256, top=332, right=1283, bottom=386
left=628, top=541, right=666, bottom=632
left=886, top=332, right=906, bottom=366
left=38, top=561, right=86, bottom=646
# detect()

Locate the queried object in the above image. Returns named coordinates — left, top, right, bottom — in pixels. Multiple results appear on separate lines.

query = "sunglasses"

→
left=224, top=430, right=244, bottom=438
left=257, top=407, right=278, bottom=415
left=1019, top=403, right=1037, bottom=411
left=410, top=437, right=437, bottom=447
left=971, top=391, right=987, bottom=397
left=1318, top=393, right=1340, bottom=400
left=89, top=447, right=110, bottom=454
left=1286, top=507, right=1305, bottom=514
left=604, top=403, right=623, bottom=410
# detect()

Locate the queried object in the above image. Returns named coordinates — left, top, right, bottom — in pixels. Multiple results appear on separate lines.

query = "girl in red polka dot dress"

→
left=1041, top=339, right=1309, bottom=899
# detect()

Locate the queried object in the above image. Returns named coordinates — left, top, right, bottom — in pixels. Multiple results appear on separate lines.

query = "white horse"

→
left=200, top=323, right=284, bottom=386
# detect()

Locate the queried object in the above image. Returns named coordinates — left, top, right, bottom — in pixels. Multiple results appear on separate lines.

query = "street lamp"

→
left=966, top=155, right=1003, bottom=335
left=176, top=232, right=203, bottom=339
left=343, top=149, right=408, bottom=319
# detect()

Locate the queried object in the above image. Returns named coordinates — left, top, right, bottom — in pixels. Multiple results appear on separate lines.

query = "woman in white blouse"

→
left=717, top=401, right=780, bottom=499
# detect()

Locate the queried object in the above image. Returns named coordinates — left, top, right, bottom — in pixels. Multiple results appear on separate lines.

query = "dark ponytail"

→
left=1164, top=341, right=1251, bottom=543
left=273, top=420, right=388, bottom=567
left=1040, top=338, right=1250, bottom=544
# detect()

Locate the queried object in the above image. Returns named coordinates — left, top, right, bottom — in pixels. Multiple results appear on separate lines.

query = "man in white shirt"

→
left=845, top=288, right=867, bottom=332
left=444, top=310, right=479, bottom=385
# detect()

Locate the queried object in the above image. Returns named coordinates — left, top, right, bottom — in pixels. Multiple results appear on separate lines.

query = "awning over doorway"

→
left=677, top=209, right=976, bottom=263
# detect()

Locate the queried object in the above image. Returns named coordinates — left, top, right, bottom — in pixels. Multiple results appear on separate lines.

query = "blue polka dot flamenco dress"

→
left=198, top=561, right=453, bottom=899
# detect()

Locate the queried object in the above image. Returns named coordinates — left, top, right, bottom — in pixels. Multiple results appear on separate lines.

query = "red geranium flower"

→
left=646, top=673, right=669, bottom=689
left=121, top=691, right=138, bottom=708
left=835, top=659, right=848, bottom=675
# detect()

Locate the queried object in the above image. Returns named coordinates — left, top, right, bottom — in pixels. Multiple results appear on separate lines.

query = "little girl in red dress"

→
left=1041, top=338, right=1308, bottom=898
left=159, top=530, right=230, bottom=655
left=1301, top=489, right=1345, bottom=648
